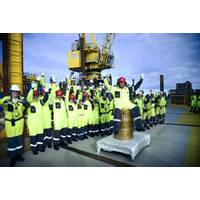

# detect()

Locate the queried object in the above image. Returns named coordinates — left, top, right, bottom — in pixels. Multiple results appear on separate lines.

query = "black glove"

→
left=3, top=100, right=9, bottom=104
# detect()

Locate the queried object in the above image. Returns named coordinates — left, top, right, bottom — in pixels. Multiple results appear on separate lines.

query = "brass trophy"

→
left=114, top=109, right=134, bottom=140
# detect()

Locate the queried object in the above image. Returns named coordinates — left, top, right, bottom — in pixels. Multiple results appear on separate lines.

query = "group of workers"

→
left=190, top=91, right=200, bottom=113
left=0, top=72, right=167, bottom=166
left=133, top=90, right=167, bottom=129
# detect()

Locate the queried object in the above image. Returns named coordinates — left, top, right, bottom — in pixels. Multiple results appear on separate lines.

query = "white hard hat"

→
left=83, top=86, right=87, bottom=90
left=90, top=80, right=93, bottom=83
left=41, top=72, right=45, bottom=76
left=10, top=84, right=20, bottom=92
left=36, top=76, right=41, bottom=81
left=76, top=85, right=81, bottom=90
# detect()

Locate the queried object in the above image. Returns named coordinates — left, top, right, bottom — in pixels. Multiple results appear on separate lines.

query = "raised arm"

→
left=27, top=89, right=34, bottom=103
left=103, top=77, right=111, bottom=91
left=134, top=73, right=144, bottom=91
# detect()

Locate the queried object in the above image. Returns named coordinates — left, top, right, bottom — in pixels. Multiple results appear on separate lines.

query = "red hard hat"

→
left=69, top=94, right=75, bottom=100
left=33, top=90, right=39, bottom=97
left=118, top=76, right=126, bottom=83
left=56, top=90, right=63, bottom=97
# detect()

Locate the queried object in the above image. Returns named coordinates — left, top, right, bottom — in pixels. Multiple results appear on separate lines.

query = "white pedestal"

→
left=96, top=132, right=151, bottom=161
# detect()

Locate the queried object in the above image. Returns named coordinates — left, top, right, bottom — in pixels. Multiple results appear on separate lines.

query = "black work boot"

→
left=32, top=150, right=38, bottom=155
left=40, top=146, right=46, bottom=152
left=136, top=127, right=145, bottom=131
left=77, top=134, right=83, bottom=140
left=100, top=132, right=105, bottom=137
left=66, top=137, right=72, bottom=144
left=54, top=145, right=59, bottom=151
left=9, top=157, right=17, bottom=167
left=95, top=131, right=100, bottom=136
left=84, top=134, right=88, bottom=139
left=72, top=135, right=78, bottom=142
left=16, top=154, right=25, bottom=162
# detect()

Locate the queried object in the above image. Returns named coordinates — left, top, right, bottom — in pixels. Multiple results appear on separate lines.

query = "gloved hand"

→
left=132, top=79, right=135, bottom=85
left=31, top=81, right=37, bottom=89
left=17, top=99, right=26, bottom=106
left=76, top=85, right=81, bottom=90
left=140, top=73, right=144, bottom=79
left=91, top=85, right=95, bottom=90
left=103, top=75, right=108, bottom=79
left=70, top=72, right=74, bottom=78
left=44, top=86, right=49, bottom=93
left=3, top=99, right=9, bottom=104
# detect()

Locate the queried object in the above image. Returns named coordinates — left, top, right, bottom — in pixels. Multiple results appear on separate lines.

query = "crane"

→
left=67, top=33, right=115, bottom=80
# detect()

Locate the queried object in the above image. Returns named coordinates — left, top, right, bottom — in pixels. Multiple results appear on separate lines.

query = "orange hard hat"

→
left=69, top=94, right=75, bottom=100
left=83, top=92, right=89, bottom=98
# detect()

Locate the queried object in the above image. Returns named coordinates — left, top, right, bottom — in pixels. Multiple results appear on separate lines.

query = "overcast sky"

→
left=1, top=33, right=200, bottom=90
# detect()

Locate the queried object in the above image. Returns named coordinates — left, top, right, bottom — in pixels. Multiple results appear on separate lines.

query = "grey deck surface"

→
left=0, top=105, right=198, bottom=167
left=0, top=146, right=113, bottom=167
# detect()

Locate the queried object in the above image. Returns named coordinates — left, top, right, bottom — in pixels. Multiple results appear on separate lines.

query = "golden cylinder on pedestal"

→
left=114, top=108, right=134, bottom=140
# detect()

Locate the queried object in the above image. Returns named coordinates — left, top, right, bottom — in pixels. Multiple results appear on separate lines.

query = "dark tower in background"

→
left=160, top=75, right=164, bottom=92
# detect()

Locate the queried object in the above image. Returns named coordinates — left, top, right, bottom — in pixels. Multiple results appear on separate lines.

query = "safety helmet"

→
left=36, top=76, right=41, bottom=81
left=33, top=90, right=39, bottom=97
left=117, top=76, right=126, bottom=84
left=140, top=89, right=144, bottom=94
left=56, top=90, right=63, bottom=97
left=69, top=94, right=75, bottom=101
left=10, top=84, right=20, bottom=92
left=71, top=77, right=76, bottom=82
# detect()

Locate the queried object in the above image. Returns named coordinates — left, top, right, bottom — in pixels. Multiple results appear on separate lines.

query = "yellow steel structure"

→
left=67, top=51, right=81, bottom=72
left=68, top=33, right=115, bottom=80
left=8, top=33, right=23, bottom=92
left=0, top=33, right=23, bottom=94
left=0, top=64, right=3, bottom=92
left=88, top=33, right=98, bottom=49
